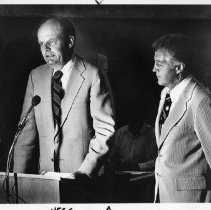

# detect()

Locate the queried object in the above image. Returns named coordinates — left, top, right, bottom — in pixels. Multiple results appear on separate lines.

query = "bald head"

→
left=37, top=17, right=75, bottom=71
left=38, top=17, right=75, bottom=40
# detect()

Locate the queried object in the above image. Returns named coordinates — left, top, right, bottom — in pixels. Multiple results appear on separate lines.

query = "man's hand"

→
left=74, top=171, right=93, bottom=186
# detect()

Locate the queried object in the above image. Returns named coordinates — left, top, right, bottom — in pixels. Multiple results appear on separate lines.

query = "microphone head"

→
left=32, top=95, right=41, bottom=106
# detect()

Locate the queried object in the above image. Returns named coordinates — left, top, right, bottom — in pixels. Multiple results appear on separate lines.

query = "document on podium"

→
left=0, top=172, right=74, bottom=180
left=41, top=171, right=75, bottom=179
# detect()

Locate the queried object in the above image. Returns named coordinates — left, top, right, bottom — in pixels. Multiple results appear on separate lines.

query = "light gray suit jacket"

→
left=154, top=76, right=211, bottom=202
left=13, top=55, right=115, bottom=176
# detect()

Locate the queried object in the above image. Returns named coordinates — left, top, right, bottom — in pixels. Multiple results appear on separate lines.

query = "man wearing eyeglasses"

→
left=152, top=34, right=211, bottom=202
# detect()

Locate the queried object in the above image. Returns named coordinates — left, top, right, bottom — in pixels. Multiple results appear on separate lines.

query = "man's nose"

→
left=42, top=43, right=51, bottom=52
left=152, top=67, right=157, bottom=72
left=46, top=42, right=52, bottom=49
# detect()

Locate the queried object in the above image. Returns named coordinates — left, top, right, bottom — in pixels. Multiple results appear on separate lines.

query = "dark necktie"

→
left=52, top=70, right=64, bottom=127
left=52, top=70, right=64, bottom=172
left=159, top=92, right=172, bottom=131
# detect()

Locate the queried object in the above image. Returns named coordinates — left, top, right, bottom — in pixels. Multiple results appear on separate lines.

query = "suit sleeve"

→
left=106, top=129, right=122, bottom=172
left=195, top=96, right=211, bottom=169
left=78, top=68, right=115, bottom=175
left=13, top=72, right=39, bottom=173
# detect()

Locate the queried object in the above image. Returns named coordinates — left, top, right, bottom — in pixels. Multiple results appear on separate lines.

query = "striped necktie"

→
left=159, top=92, right=172, bottom=131
left=52, top=70, right=64, bottom=172
left=52, top=70, right=64, bottom=127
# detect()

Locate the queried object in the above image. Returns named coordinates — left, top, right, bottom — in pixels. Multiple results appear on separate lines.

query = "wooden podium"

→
left=0, top=172, right=100, bottom=203
left=0, top=172, right=61, bottom=203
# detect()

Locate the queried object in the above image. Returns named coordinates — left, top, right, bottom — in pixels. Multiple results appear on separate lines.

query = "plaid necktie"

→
left=159, top=92, right=172, bottom=131
left=52, top=70, right=64, bottom=172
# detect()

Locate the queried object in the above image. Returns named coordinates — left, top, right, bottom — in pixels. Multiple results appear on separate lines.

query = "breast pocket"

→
left=176, top=176, right=206, bottom=191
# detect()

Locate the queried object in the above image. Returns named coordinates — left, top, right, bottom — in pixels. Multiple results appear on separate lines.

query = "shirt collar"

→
left=53, top=58, right=74, bottom=89
left=168, top=75, right=192, bottom=104
left=53, top=59, right=74, bottom=76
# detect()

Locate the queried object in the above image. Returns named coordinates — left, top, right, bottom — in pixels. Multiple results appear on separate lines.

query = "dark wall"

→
left=1, top=5, right=211, bottom=171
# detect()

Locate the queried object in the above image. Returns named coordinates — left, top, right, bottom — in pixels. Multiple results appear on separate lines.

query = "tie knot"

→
left=165, top=92, right=171, bottom=102
left=53, top=70, right=63, bottom=81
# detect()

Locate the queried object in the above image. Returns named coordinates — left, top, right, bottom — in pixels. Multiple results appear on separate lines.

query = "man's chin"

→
left=158, top=81, right=164, bottom=86
left=45, top=59, right=57, bottom=66
left=157, top=79, right=161, bottom=85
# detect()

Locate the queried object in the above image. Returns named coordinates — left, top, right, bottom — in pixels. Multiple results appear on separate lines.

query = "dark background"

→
left=1, top=5, right=211, bottom=171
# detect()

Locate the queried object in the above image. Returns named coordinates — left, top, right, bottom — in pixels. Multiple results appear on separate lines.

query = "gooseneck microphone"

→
left=5, top=95, right=41, bottom=203
left=18, top=95, right=41, bottom=130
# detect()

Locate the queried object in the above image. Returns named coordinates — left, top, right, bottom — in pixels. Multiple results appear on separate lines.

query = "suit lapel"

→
left=39, top=65, right=54, bottom=138
left=158, top=94, right=187, bottom=148
left=155, top=89, right=167, bottom=143
left=158, top=78, right=196, bottom=149
left=60, top=56, right=86, bottom=127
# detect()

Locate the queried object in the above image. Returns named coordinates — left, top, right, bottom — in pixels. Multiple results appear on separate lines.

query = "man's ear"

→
left=68, top=35, right=74, bottom=48
left=175, top=62, right=185, bottom=74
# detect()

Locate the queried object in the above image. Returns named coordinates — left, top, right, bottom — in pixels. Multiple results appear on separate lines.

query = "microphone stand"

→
left=4, top=95, right=40, bottom=203
left=5, top=110, right=31, bottom=203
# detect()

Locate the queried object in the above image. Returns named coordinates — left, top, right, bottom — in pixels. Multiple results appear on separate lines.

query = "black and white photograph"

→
left=1, top=2, right=211, bottom=208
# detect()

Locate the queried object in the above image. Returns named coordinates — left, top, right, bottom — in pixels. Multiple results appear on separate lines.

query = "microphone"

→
left=18, top=95, right=41, bottom=130
left=32, top=95, right=41, bottom=106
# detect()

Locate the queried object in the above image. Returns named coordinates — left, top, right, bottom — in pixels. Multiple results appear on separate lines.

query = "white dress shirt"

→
left=53, top=58, right=74, bottom=90
left=166, top=76, right=192, bottom=113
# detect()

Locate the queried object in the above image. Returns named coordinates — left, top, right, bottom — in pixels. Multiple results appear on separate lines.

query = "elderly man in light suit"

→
left=152, top=34, right=211, bottom=202
left=13, top=16, right=115, bottom=180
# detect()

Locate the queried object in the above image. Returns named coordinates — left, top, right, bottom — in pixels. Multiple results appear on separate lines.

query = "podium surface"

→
left=0, top=172, right=60, bottom=203
left=0, top=171, right=155, bottom=203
